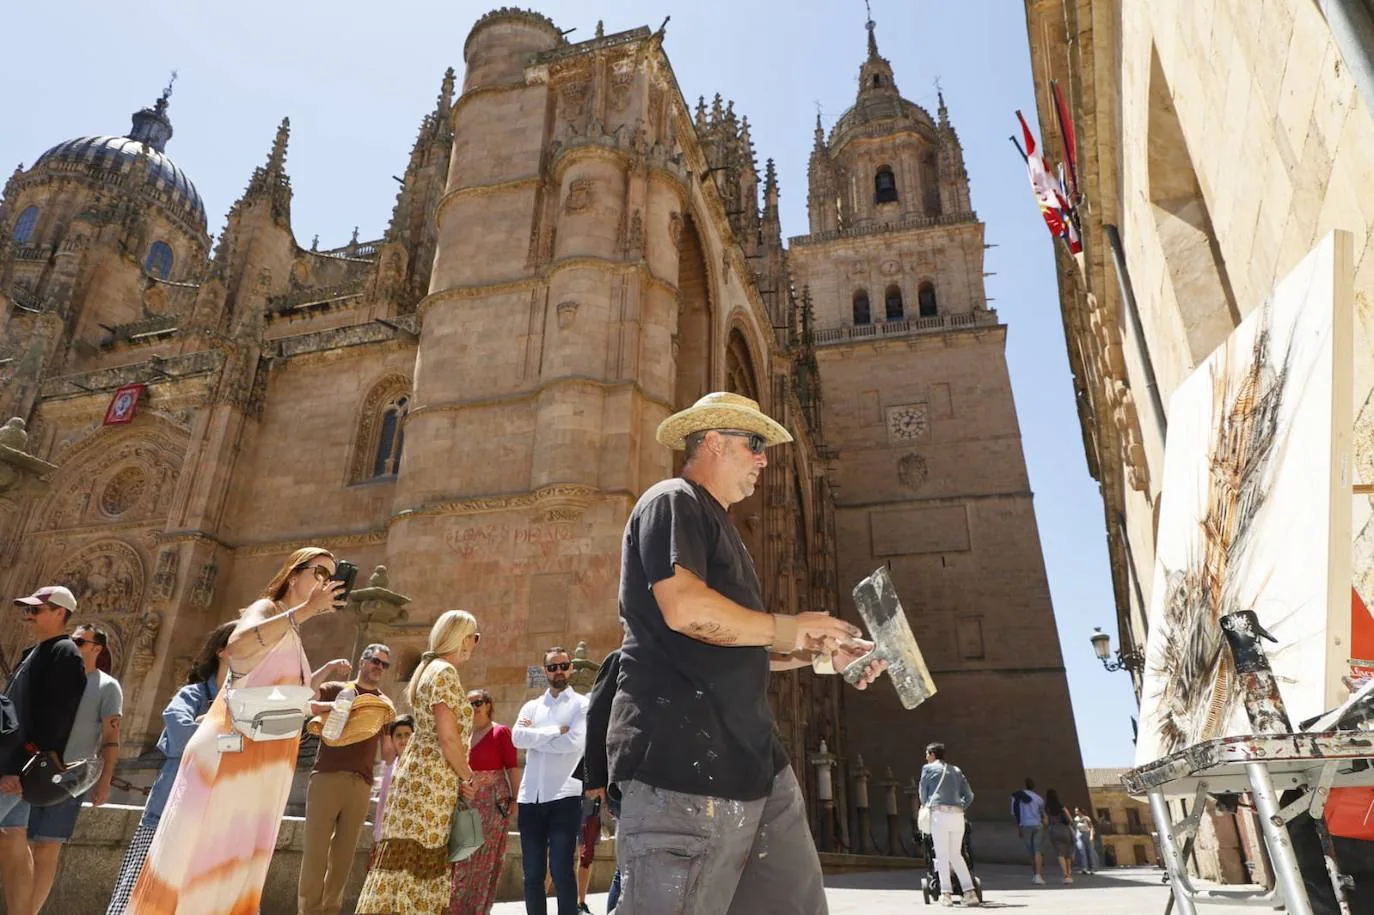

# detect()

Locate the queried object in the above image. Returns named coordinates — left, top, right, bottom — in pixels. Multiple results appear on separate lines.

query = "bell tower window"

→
left=144, top=241, right=174, bottom=279
left=852, top=290, right=871, bottom=326
left=918, top=282, right=938, bottom=317
left=885, top=286, right=904, bottom=321
left=874, top=167, right=898, bottom=204
left=373, top=395, right=408, bottom=478
left=12, top=207, right=38, bottom=245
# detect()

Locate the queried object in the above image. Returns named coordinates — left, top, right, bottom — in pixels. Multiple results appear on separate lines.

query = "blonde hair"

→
left=407, top=609, right=478, bottom=708
left=261, top=547, right=334, bottom=602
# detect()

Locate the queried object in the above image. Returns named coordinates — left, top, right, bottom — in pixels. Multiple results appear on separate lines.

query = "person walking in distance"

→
left=1011, top=778, right=1048, bottom=885
left=1044, top=789, right=1076, bottom=884
left=28, top=623, right=123, bottom=914
left=609, top=393, right=886, bottom=915
left=0, top=586, right=86, bottom=915
left=513, top=647, right=587, bottom=915
left=918, top=742, right=979, bottom=908
left=107, top=622, right=236, bottom=915
left=297, top=643, right=396, bottom=915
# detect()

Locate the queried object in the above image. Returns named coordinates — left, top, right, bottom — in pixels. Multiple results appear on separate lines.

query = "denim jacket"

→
left=142, top=678, right=218, bottom=824
left=919, top=761, right=974, bottom=809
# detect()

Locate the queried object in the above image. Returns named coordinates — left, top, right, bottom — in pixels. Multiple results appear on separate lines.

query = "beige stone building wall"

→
left=1085, top=768, right=1160, bottom=868
left=1026, top=0, right=1374, bottom=883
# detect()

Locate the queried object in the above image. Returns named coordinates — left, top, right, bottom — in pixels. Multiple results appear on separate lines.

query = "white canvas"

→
left=1135, top=232, right=1354, bottom=770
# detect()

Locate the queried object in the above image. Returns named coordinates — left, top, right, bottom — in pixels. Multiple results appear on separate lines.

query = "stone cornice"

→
left=39, top=350, right=225, bottom=400
left=407, top=376, right=674, bottom=422
left=391, top=483, right=633, bottom=525
left=450, top=80, right=535, bottom=130
left=463, top=8, right=565, bottom=61
left=789, top=212, right=980, bottom=247
left=236, top=529, right=389, bottom=558
left=417, top=258, right=676, bottom=318
left=269, top=315, right=420, bottom=362
left=433, top=175, right=543, bottom=226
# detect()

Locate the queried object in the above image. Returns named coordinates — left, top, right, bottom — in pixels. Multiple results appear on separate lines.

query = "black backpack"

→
left=0, top=694, right=19, bottom=758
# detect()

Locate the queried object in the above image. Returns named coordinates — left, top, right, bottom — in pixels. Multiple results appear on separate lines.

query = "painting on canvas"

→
left=1135, top=232, right=1354, bottom=768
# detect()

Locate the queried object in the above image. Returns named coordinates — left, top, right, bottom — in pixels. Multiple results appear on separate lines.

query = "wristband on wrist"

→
left=770, top=614, right=799, bottom=653
left=811, top=653, right=837, bottom=675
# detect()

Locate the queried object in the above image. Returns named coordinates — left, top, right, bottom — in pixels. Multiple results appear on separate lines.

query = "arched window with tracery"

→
left=874, top=166, right=898, bottom=204
left=885, top=285, right=904, bottom=321
left=12, top=207, right=38, bottom=245
left=918, top=281, right=938, bottom=317
left=852, top=290, right=871, bottom=326
left=350, top=376, right=411, bottom=483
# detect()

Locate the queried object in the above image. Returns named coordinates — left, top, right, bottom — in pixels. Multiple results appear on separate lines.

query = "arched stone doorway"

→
left=724, top=327, right=766, bottom=567
left=674, top=214, right=712, bottom=412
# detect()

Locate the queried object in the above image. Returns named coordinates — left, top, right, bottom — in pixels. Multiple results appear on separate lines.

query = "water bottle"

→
left=321, top=684, right=357, bottom=743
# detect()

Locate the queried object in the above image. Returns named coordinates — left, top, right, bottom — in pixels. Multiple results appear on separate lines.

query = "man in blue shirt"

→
left=1010, top=778, right=1048, bottom=885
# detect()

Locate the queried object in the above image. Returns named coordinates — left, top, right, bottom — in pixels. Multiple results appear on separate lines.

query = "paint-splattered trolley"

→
left=1124, top=629, right=1374, bottom=915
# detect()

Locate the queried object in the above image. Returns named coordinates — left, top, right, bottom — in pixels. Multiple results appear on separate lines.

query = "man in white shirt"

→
left=513, top=646, right=588, bottom=915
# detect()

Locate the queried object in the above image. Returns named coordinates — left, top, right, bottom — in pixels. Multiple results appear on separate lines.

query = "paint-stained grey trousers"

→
left=615, top=766, right=828, bottom=915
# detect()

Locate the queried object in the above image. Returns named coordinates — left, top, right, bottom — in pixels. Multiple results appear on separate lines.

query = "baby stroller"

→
left=919, top=820, right=984, bottom=905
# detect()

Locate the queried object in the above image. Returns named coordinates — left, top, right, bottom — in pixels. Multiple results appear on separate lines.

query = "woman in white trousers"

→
left=919, top=742, right=981, bottom=907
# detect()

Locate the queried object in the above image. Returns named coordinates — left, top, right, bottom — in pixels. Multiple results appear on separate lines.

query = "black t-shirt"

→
left=4, top=634, right=86, bottom=774
left=608, top=478, right=787, bottom=801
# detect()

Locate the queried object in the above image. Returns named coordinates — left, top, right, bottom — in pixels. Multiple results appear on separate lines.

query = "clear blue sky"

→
left=3, top=0, right=1138, bottom=766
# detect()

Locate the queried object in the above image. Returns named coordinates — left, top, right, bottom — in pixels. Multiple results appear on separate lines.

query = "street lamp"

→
left=1090, top=627, right=1146, bottom=674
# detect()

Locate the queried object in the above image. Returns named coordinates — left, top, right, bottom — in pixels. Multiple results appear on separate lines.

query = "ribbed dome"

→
left=32, top=93, right=206, bottom=232
left=829, top=96, right=935, bottom=150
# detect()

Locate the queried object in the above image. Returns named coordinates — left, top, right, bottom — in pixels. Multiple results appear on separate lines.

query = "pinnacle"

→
left=438, top=67, right=456, bottom=110
left=267, top=117, right=291, bottom=172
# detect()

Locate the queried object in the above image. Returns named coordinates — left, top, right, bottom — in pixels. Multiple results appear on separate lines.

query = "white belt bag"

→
left=224, top=636, right=314, bottom=742
left=225, top=685, right=314, bottom=741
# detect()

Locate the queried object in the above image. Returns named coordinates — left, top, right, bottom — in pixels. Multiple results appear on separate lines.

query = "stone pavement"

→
left=491, top=864, right=1181, bottom=914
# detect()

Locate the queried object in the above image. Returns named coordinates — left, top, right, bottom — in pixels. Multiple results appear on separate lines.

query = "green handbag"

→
left=448, top=798, right=484, bottom=863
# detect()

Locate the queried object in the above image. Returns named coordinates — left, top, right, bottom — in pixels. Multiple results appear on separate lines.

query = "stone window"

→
left=373, top=395, right=408, bottom=477
left=872, top=73, right=882, bottom=88
left=350, top=375, right=412, bottom=483
left=144, top=241, right=174, bottom=279
left=918, top=281, right=938, bottom=317
left=852, top=290, right=871, bottom=326
left=884, top=285, right=904, bottom=321
left=874, top=166, right=898, bottom=204
left=12, top=206, right=38, bottom=245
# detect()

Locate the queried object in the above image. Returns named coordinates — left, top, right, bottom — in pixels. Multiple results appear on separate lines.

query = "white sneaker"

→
left=963, top=898, right=982, bottom=908
left=1032, top=874, right=1046, bottom=885
left=939, top=893, right=953, bottom=907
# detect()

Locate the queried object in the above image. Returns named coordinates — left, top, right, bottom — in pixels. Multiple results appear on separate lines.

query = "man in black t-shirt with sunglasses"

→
left=609, top=393, right=887, bottom=915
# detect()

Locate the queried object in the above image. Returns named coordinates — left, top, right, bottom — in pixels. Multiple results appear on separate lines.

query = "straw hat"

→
left=655, top=392, right=794, bottom=450
left=306, top=693, right=397, bottom=747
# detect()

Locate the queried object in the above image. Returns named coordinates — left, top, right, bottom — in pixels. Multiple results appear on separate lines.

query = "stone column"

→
left=881, top=766, right=902, bottom=855
left=809, top=739, right=838, bottom=853
left=853, top=754, right=874, bottom=854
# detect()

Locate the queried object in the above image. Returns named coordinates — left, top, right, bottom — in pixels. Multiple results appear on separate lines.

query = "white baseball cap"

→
left=14, top=586, right=78, bottom=613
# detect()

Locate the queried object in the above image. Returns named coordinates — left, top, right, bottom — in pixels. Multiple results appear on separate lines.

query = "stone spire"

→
left=866, top=14, right=879, bottom=58
left=857, top=11, right=898, bottom=97
left=238, top=117, right=294, bottom=225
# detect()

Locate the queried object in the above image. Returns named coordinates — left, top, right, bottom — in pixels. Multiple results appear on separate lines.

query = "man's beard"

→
left=549, top=674, right=569, bottom=689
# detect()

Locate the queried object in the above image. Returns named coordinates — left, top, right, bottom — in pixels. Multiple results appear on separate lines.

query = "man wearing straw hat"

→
left=608, top=392, right=886, bottom=915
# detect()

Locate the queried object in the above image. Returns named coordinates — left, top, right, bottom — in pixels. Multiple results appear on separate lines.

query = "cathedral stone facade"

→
left=0, top=8, right=1084, bottom=835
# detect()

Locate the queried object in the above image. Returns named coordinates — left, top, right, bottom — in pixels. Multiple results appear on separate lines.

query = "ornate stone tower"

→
left=788, top=20, right=1088, bottom=808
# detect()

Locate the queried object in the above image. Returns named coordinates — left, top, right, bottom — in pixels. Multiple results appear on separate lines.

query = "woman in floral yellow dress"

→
left=357, top=610, right=480, bottom=914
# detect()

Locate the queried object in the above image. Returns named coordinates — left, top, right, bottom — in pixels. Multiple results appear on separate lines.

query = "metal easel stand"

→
left=1127, top=611, right=1374, bottom=914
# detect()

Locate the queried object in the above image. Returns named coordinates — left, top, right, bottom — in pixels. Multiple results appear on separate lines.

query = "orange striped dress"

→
left=126, top=627, right=310, bottom=914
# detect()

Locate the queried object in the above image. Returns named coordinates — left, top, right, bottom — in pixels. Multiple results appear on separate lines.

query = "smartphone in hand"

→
left=331, top=560, right=359, bottom=600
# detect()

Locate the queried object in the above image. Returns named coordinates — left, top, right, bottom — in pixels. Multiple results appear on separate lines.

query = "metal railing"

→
left=812, top=309, right=998, bottom=346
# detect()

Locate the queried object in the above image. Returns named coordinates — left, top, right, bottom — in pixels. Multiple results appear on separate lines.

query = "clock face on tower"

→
left=887, top=404, right=929, bottom=442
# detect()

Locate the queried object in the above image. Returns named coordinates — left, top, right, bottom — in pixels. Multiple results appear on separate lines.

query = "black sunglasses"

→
left=72, top=637, right=94, bottom=648
left=717, top=430, right=767, bottom=454
left=363, top=655, right=392, bottom=670
left=545, top=661, right=572, bottom=672
left=469, top=697, right=490, bottom=707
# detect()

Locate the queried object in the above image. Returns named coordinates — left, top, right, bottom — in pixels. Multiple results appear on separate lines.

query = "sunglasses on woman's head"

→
left=717, top=429, right=767, bottom=454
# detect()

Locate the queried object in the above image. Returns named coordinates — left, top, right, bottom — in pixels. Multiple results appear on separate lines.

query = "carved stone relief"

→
left=189, top=560, right=218, bottom=609
left=560, top=82, right=589, bottom=123
left=150, top=547, right=179, bottom=601
left=897, top=453, right=929, bottom=491
left=627, top=211, right=644, bottom=255
left=54, top=539, right=145, bottom=618
left=667, top=212, right=683, bottom=248
left=556, top=301, right=579, bottom=330
left=127, top=610, right=161, bottom=681
left=99, top=466, right=147, bottom=518
left=564, top=179, right=594, bottom=214
left=609, top=71, right=633, bottom=112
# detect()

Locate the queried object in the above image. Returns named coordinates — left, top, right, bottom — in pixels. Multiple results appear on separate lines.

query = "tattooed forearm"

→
left=684, top=621, right=741, bottom=645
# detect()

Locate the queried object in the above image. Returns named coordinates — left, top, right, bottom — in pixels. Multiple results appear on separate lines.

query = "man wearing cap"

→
left=609, top=392, right=887, bottom=915
left=0, top=586, right=87, bottom=915
left=298, top=643, right=396, bottom=915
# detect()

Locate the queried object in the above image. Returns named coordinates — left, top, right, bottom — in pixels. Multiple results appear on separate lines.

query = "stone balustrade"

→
left=812, top=308, right=998, bottom=345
